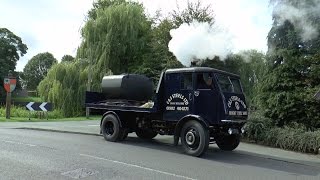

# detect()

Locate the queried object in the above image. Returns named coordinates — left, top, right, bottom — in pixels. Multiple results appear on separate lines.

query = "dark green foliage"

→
left=199, top=50, right=267, bottom=106
left=61, top=55, right=74, bottom=63
left=136, top=18, right=183, bottom=84
left=171, top=0, right=215, bottom=27
left=244, top=112, right=320, bottom=154
left=260, top=0, right=320, bottom=128
left=244, top=112, right=273, bottom=142
left=22, top=52, right=57, bottom=90
left=0, top=28, right=27, bottom=96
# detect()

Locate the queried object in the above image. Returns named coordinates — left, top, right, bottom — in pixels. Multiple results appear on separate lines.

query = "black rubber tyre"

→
left=180, top=120, right=209, bottom=157
left=119, top=129, right=129, bottom=141
left=101, top=114, right=122, bottom=142
left=216, top=134, right=240, bottom=151
left=135, top=129, right=157, bottom=139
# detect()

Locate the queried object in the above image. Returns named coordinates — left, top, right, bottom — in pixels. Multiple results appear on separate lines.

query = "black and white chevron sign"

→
left=26, top=102, right=53, bottom=112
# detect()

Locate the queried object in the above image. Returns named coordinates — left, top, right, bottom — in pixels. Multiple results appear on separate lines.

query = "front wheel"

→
left=216, top=134, right=240, bottom=151
left=180, top=120, right=209, bottom=157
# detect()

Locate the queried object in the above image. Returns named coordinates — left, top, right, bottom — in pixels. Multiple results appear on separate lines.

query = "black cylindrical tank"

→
left=101, top=74, right=153, bottom=101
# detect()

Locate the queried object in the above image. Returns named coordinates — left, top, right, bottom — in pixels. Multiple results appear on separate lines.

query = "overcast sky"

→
left=0, top=0, right=272, bottom=71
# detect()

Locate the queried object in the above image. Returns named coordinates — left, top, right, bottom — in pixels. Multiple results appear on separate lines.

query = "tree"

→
left=77, top=0, right=152, bottom=91
left=137, top=1, right=214, bottom=83
left=61, top=55, right=74, bottom=63
left=0, top=28, right=27, bottom=96
left=22, top=52, right=57, bottom=90
left=38, top=0, right=153, bottom=116
left=259, top=0, right=320, bottom=128
left=198, top=50, right=267, bottom=106
left=171, top=0, right=215, bottom=27
left=38, top=61, right=90, bottom=117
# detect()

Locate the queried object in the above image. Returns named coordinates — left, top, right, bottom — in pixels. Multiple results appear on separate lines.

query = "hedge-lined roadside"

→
left=0, top=106, right=64, bottom=119
left=244, top=112, right=320, bottom=154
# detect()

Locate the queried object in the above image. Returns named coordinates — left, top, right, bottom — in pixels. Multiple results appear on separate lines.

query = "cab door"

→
left=193, top=72, right=219, bottom=124
left=163, top=73, right=194, bottom=121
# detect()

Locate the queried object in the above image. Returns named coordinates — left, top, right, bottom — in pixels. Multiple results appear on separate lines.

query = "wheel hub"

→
left=185, top=130, right=196, bottom=145
left=105, top=122, right=114, bottom=136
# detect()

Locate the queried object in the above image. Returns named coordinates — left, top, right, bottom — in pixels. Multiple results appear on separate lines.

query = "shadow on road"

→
left=122, top=135, right=320, bottom=176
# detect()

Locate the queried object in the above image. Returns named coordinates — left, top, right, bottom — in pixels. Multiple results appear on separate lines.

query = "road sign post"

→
left=4, top=73, right=16, bottom=120
left=5, top=91, right=11, bottom=119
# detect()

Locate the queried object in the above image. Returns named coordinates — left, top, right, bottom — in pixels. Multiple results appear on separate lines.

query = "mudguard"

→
left=173, top=114, right=209, bottom=146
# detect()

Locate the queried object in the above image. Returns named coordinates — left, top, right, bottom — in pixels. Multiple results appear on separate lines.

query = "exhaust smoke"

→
left=272, top=0, right=320, bottom=41
left=168, top=21, right=232, bottom=67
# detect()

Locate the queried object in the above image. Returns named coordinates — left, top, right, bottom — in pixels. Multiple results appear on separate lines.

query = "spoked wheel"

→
left=180, top=120, right=209, bottom=157
left=101, top=114, right=124, bottom=142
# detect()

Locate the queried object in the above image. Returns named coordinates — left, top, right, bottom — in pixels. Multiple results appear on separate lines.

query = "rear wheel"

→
left=180, top=120, right=209, bottom=157
left=216, top=134, right=240, bottom=151
left=101, top=114, right=124, bottom=142
left=135, top=129, right=157, bottom=139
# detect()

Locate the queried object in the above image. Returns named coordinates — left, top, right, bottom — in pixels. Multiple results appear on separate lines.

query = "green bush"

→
left=244, top=111, right=273, bottom=142
left=244, top=113, right=320, bottom=154
left=0, top=106, right=63, bottom=119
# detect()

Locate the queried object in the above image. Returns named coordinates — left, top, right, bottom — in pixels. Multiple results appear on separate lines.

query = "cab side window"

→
left=166, top=73, right=180, bottom=90
left=196, top=73, right=213, bottom=90
left=181, top=73, right=193, bottom=90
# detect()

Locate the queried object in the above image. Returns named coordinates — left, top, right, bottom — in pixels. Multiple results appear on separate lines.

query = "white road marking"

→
left=80, top=153, right=196, bottom=180
left=87, top=125, right=99, bottom=127
left=2, top=140, right=37, bottom=147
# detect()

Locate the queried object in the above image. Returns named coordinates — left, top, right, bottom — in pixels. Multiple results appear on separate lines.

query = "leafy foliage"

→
left=22, top=52, right=57, bottom=90
left=0, top=28, right=27, bottom=95
left=244, top=112, right=320, bottom=154
left=259, top=0, right=320, bottom=128
left=0, top=106, right=63, bottom=119
left=171, top=1, right=215, bottom=27
left=77, top=0, right=152, bottom=91
left=199, top=50, right=267, bottom=106
left=61, top=55, right=74, bottom=63
left=38, top=62, right=89, bottom=117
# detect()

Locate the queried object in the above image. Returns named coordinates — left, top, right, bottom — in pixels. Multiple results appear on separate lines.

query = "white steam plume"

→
left=168, top=21, right=232, bottom=67
left=273, top=0, right=320, bottom=41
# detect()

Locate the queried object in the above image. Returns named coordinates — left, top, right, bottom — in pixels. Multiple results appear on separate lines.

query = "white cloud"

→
left=0, top=0, right=272, bottom=71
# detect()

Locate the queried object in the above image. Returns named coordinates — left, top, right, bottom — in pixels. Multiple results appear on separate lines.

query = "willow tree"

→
left=38, top=0, right=152, bottom=116
left=77, top=0, right=152, bottom=91
left=38, top=61, right=89, bottom=117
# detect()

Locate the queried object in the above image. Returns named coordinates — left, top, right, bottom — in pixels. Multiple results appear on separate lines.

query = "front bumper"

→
left=221, top=119, right=246, bottom=123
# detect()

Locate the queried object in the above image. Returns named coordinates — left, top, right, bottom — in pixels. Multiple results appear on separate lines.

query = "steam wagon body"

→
left=85, top=67, right=248, bottom=156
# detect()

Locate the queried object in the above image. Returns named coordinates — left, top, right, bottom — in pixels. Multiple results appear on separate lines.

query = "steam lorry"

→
left=85, top=67, right=248, bottom=156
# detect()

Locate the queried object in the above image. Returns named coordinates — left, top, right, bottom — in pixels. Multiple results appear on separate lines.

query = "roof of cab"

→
left=165, top=67, right=240, bottom=78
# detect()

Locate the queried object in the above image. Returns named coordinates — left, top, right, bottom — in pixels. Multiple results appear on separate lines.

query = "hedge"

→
left=244, top=112, right=320, bottom=154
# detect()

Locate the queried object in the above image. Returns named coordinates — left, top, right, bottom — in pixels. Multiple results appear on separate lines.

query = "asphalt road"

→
left=0, top=128, right=320, bottom=180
